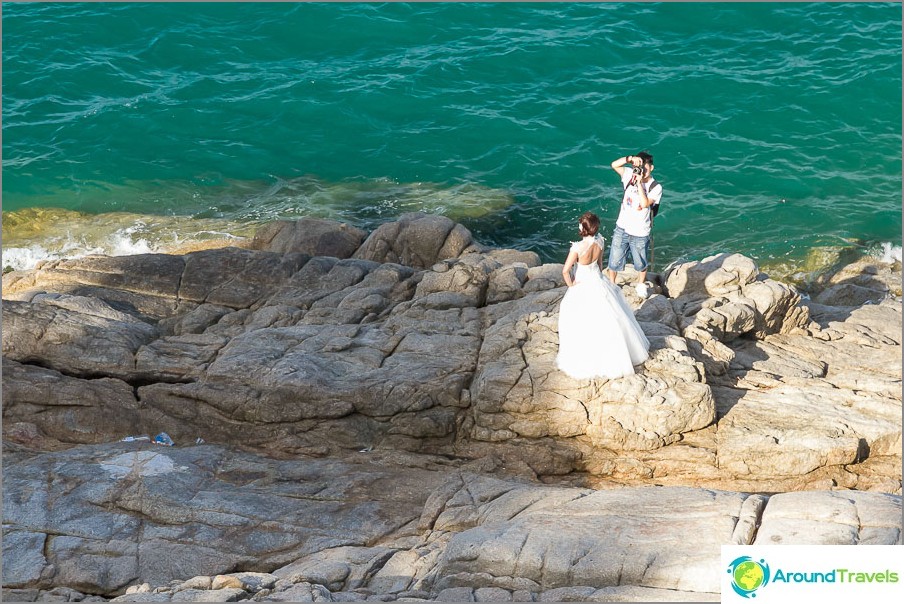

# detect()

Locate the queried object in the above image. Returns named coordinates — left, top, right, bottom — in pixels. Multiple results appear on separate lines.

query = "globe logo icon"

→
left=727, top=556, right=771, bottom=598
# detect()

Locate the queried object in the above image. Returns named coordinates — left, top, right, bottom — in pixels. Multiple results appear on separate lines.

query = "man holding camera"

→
left=606, top=151, right=662, bottom=293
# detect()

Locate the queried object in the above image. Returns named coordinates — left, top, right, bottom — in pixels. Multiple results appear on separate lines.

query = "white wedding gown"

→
left=556, top=235, right=650, bottom=379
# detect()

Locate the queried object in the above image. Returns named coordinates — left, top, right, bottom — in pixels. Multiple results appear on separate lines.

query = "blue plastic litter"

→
left=153, top=432, right=175, bottom=446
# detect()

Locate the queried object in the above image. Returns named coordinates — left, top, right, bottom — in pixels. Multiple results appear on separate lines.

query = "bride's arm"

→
left=562, top=250, right=578, bottom=287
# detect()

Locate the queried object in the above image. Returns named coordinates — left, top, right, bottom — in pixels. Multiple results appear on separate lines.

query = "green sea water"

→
left=2, top=2, right=902, bottom=281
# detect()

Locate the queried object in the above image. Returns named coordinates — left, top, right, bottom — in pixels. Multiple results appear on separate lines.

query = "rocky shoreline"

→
left=2, top=213, right=901, bottom=602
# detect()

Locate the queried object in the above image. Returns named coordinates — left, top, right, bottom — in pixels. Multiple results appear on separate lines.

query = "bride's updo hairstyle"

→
left=578, top=211, right=600, bottom=237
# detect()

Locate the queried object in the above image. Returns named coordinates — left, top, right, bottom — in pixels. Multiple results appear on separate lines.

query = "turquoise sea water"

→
left=2, top=2, right=902, bottom=280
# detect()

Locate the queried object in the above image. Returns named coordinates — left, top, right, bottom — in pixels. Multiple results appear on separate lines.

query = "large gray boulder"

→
left=467, top=291, right=714, bottom=452
left=250, top=218, right=367, bottom=258
left=713, top=298, right=903, bottom=492
left=811, top=255, right=902, bottom=305
left=664, top=253, right=810, bottom=376
left=353, top=213, right=475, bottom=268
left=2, top=253, right=187, bottom=320
left=2, top=297, right=158, bottom=380
left=2, top=359, right=141, bottom=444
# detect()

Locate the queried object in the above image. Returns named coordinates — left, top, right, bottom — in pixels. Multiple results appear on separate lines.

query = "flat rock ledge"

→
left=3, top=213, right=902, bottom=600
left=3, top=445, right=900, bottom=602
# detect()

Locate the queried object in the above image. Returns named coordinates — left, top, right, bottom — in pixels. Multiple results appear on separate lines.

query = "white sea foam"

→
left=2, top=226, right=160, bottom=272
left=2, top=245, right=59, bottom=272
left=2, top=242, right=111, bottom=272
left=0, top=207, right=261, bottom=274
left=3, top=225, right=154, bottom=271
left=871, top=242, right=902, bottom=264
left=109, top=225, right=154, bottom=256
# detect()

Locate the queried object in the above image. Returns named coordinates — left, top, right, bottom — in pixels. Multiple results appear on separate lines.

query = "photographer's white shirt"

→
left=616, top=171, right=663, bottom=237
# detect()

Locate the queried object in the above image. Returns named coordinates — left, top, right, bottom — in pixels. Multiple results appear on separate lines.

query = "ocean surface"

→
left=2, top=2, right=902, bottom=285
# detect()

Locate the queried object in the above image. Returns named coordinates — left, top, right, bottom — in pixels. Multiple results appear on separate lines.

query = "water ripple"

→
left=2, top=1, right=900, bottom=270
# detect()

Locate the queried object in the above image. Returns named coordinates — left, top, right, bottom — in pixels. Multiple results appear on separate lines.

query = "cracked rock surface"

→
left=3, top=213, right=901, bottom=601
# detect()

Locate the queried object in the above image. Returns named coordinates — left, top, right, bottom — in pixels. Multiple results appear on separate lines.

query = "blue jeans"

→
left=607, top=226, right=650, bottom=273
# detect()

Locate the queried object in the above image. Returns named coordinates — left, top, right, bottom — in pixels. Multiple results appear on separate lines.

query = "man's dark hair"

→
left=636, top=151, right=653, bottom=165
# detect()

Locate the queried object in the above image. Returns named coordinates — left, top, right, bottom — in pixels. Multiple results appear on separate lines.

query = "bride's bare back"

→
left=577, top=242, right=601, bottom=265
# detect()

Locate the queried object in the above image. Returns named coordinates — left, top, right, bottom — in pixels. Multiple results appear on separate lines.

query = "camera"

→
left=632, top=164, right=645, bottom=176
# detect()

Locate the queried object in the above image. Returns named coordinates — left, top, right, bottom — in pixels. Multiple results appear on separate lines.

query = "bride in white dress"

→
left=557, top=211, right=650, bottom=379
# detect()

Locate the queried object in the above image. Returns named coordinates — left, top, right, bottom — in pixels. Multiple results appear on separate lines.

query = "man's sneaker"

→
left=635, top=282, right=650, bottom=299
